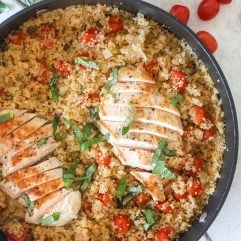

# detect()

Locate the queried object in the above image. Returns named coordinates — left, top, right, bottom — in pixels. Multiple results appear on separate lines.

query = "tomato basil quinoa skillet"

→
left=0, top=4, right=225, bottom=241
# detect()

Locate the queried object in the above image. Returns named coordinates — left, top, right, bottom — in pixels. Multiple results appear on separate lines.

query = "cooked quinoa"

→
left=0, top=4, right=225, bottom=241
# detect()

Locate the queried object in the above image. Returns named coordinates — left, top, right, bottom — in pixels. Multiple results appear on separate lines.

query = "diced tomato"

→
left=187, top=182, right=203, bottom=197
left=9, top=32, right=27, bottom=45
left=107, top=16, right=123, bottom=33
left=190, top=105, right=208, bottom=126
left=0, top=89, right=4, bottom=98
left=170, top=70, right=188, bottom=93
left=156, top=227, right=175, bottom=241
left=184, top=124, right=195, bottom=138
left=97, top=192, right=110, bottom=206
left=203, top=126, right=217, bottom=141
left=88, top=92, right=99, bottom=102
left=113, top=215, right=131, bottom=234
left=36, top=23, right=56, bottom=49
left=83, top=201, right=92, bottom=212
left=173, top=192, right=188, bottom=200
left=4, top=225, right=29, bottom=241
left=197, top=31, right=218, bottom=53
left=144, top=59, right=160, bottom=77
left=198, top=0, right=220, bottom=21
left=156, top=200, right=175, bottom=214
left=80, top=28, right=101, bottom=44
left=96, top=155, right=111, bottom=166
left=218, top=0, right=232, bottom=3
left=56, top=60, right=72, bottom=77
left=169, top=4, right=190, bottom=24
left=133, top=192, right=151, bottom=206
left=187, top=157, right=204, bottom=177
left=37, top=61, right=49, bottom=85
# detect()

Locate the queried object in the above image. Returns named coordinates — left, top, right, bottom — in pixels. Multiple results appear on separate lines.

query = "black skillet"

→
left=0, top=0, right=238, bottom=240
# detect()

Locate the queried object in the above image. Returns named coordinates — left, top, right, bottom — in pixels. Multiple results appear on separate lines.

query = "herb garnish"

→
left=0, top=112, right=14, bottom=123
left=63, top=155, right=79, bottom=188
left=52, top=113, right=68, bottom=141
left=151, top=139, right=176, bottom=180
left=0, top=1, right=9, bottom=13
left=90, top=106, right=99, bottom=117
left=104, top=68, right=118, bottom=99
left=171, top=94, right=183, bottom=107
left=121, top=106, right=136, bottom=135
left=49, top=75, right=60, bottom=102
left=37, top=138, right=47, bottom=147
left=21, top=193, right=34, bottom=215
left=74, top=57, right=99, bottom=70
left=143, top=209, right=160, bottom=231
left=38, top=212, right=61, bottom=225
left=80, top=163, right=97, bottom=192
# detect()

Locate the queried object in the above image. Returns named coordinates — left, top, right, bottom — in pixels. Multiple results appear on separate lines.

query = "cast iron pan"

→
left=0, top=1, right=238, bottom=240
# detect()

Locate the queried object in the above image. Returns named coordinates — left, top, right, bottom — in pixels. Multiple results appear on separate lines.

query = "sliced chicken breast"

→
left=0, top=168, right=63, bottom=199
left=131, top=171, right=166, bottom=202
left=110, top=82, right=154, bottom=94
left=0, top=117, right=47, bottom=157
left=2, top=137, right=58, bottom=176
left=37, top=191, right=81, bottom=226
left=25, top=189, right=72, bottom=224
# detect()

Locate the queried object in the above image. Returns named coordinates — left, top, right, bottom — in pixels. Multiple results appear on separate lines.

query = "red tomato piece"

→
left=80, top=28, right=101, bottom=44
left=187, top=182, right=203, bottom=197
left=198, top=0, right=220, bottom=21
left=156, top=227, right=176, bottom=241
left=187, top=157, right=204, bottom=177
left=190, top=105, right=208, bottom=126
left=96, top=155, right=111, bottom=166
left=173, top=192, right=188, bottom=200
left=184, top=124, right=195, bottom=137
left=108, top=16, right=123, bottom=33
left=83, top=201, right=92, bottom=212
left=218, top=0, right=232, bottom=3
left=36, top=23, right=56, bottom=49
left=144, top=59, right=160, bottom=77
left=9, top=32, right=27, bottom=45
left=169, top=4, right=190, bottom=24
left=56, top=60, right=72, bottom=77
left=37, top=61, right=49, bottom=85
left=170, top=70, right=188, bottom=93
left=203, top=126, right=217, bottom=141
left=113, top=215, right=131, bottom=234
left=197, top=31, right=218, bottom=53
left=4, top=225, right=29, bottom=241
left=0, top=89, right=4, bottom=98
left=133, top=192, right=151, bottom=206
left=97, top=192, right=110, bottom=206
left=156, top=201, right=175, bottom=214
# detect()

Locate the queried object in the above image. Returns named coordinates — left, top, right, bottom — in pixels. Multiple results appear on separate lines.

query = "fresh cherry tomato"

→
left=95, top=155, right=111, bottom=166
left=184, top=124, right=195, bottom=137
left=218, top=0, right=232, bottom=3
left=170, top=4, right=190, bottom=24
left=36, top=23, right=56, bottom=48
left=113, top=215, right=131, bottom=234
left=187, top=182, right=204, bottom=197
left=190, top=105, right=208, bottom=126
left=173, top=192, right=188, bottom=200
left=107, top=16, right=123, bottom=33
left=170, top=70, right=188, bottom=93
left=156, top=200, right=175, bottom=214
left=4, top=225, right=29, bottom=241
left=37, top=61, right=49, bottom=85
left=97, top=192, right=110, bottom=206
left=9, top=32, right=27, bottom=45
left=56, top=60, right=72, bottom=77
left=198, top=0, right=220, bottom=21
left=80, top=28, right=101, bottom=44
left=197, top=31, right=218, bottom=53
left=156, top=227, right=175, bottom=241
left=133, top=192, right=151, bottom=206
left=144, top=59, right=160, bottom=77
left=187, top=157, right=204, bottom=177
left=203, top=126, right=217, bottom=141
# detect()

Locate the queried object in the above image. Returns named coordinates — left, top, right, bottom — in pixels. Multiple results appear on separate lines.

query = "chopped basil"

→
left=49, top=75, right=60, bottom=102
left=83, top=122, right=99, bottom=138
left=116, top=175, right=127, bottom=201
left=171, top=94, right=183, bottom=107
left=80, top=163, right=97, bottom=192
left=52, top=113, right=68, bottom=141
left=0, top=1, right=9, bottom=13
left=0, top=112, right=14, bottom=123
left=151, top=139, right=176, bottom=180
left=74, top=57, right=99, bottom=70
left=121, top=185, right=143, bottom=206
left=63, top=155, right=79, bottom=188
left=37, top=138, right=47, bottom=147
left=38, top=212, right=61, bottom=225
left=121, top=106, right=136, bottom=135
left=143, top=209, right=160, bottom=231
left=21, top=193, right=34, bottom=215
left=90, top=106, right=99, bottom=117
left=104, top=68, right=118, bottom=99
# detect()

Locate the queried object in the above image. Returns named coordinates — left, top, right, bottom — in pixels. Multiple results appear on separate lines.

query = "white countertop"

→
left=0, top=1, right=240, bottom=240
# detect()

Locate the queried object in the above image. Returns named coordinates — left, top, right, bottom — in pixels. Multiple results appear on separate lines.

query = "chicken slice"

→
left=2, top=137, right=58, bottom=176
left=0, top=168, right=63, bottom=199
left=110, top=82, right=154, bottom=94
left=2, top=124, right=52, bottom=164
left=131, top=171, right=166, bottom=202
left=0, top=117, right=47, bottom=157
left=37, top=191, right=81, bottom=226
left=25, top=189, right=72, bottom=224
left=0, top=112, right=36, bottom=138
left=99, top=105, right=183, bottom=135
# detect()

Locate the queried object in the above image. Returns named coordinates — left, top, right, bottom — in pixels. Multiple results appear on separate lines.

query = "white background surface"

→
left=0, top=1, right=240, bottom=240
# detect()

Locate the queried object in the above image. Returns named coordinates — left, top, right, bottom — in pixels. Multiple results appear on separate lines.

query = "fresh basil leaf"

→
left=52, top=114, right=68, bottom=141
left=0, top=112, right=14, bottom=123
left=38, top=212, right=61, bottom=225
left=143, top=209, right=160, bottom=231
left=104, top=68, right=118, bottom=99
left=151, top=139, right=167, bottom=164
left=0, top=1, right=9, bottom=13
left=163, top=146, right=176, bottom=157
left=152, top=160, right=176, bottom=180
left=37, top=138, right=47, bottom=147
left=21, top=193, right=34, bottom=214
left=63, top=155, right=79, bottom=188
left=116, top=175, right=127, bottom=201
left=171, top=94, right=183, bottom=107
left=122, top=193, right=134, bottom=206
left=74, top=57, right=99, bottom=70
left=49, top=75, right=60, bottom=102
left=80, top=133, right=109, bottom=152
left=90, top=106, right=99, bottom=117
left=80, top=163, right=97, bottom=192
left=128, top=185, right=143, bottom=195
left=121, top=107, right=136, bottom=135
left=83, top=122, right=99, bottom=138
